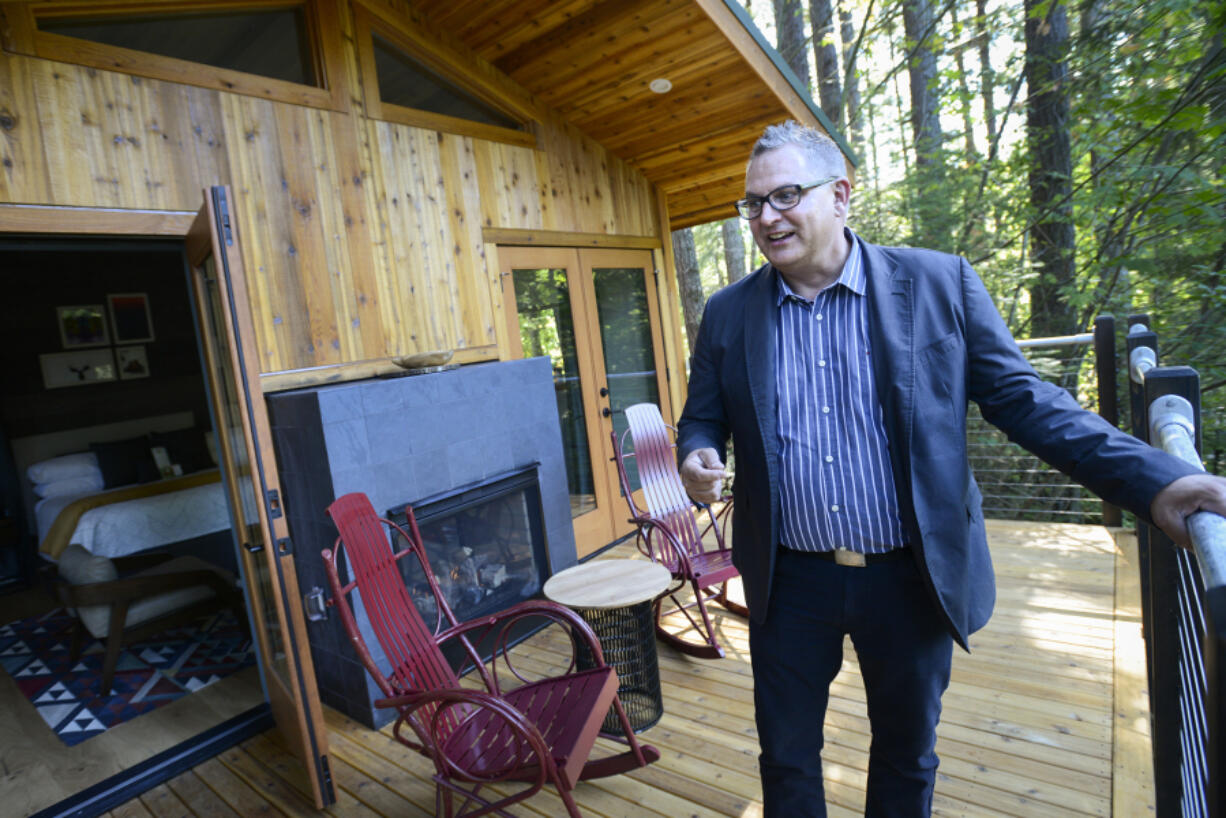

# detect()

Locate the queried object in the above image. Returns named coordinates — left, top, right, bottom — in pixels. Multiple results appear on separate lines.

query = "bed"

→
left=36, top=470, right=227, bottom=560
left=15, top=414, right=237, bottom=571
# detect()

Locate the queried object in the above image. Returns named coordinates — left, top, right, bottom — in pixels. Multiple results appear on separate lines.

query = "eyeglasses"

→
left=734, top=177, right=839, bottom=220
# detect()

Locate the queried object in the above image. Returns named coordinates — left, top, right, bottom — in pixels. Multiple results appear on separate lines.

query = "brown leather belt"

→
left=794, top=547, right=910, bottom=567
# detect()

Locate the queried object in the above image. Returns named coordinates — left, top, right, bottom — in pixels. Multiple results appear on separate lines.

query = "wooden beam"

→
left=482, top=227, right=660, bottom=249
left=0, top=203, right=195, bottom=235
left=258, top=345, right=499, bottom=393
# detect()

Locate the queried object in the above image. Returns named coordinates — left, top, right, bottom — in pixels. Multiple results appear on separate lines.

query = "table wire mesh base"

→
left=574, top=599, right=663, bottom=733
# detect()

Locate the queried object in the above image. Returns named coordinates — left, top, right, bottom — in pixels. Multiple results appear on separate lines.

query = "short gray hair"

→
left=749, top=121, right=846, bottom=177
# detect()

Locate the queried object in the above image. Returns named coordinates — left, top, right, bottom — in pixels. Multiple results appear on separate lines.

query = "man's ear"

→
left=832, top=178, right=853, bottom=217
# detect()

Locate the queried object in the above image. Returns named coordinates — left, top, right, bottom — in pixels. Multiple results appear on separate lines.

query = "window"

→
left=41, top=8, right=317, bottom=87
left=353, top=3, right=536, bottom=147
left=370, top=33, right=520, bottom=131
left=17, top=1, right=345, bottom=111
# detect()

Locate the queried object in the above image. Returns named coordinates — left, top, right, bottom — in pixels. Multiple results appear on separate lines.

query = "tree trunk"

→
left=721, top=219, right=747, bottom=285
left=1078, top=0, right=1126, bottom=323
left=950, top=5, right=978, bottom=157
left=773, top=0, right=812, bottom=88
left=1024, top=0, right=1078, bottom=339
left=672, top=228, right=704, bottom=350
left=809, top=0, right=843, bottom=127
left=902, top=0, right=946, bottom=247
left=839, top=3, right=864, bottom=153
left=975, top=0, right=997, bottom=144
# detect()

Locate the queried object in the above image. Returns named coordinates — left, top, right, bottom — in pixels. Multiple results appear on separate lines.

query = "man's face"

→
left=744, top=144, right=847, bottom=276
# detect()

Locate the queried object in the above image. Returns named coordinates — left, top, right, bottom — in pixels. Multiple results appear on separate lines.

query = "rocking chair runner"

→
left=323, top=493, right=659, bottom=818
left=611, top=403, right=748, bottom=660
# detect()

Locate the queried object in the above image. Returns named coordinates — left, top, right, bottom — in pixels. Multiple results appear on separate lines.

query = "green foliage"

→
left=680, top=0, right=1226, bottom=476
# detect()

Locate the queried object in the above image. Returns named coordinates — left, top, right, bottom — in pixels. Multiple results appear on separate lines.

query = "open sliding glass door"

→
left=185, top=186, right=334, bottom=808
left=500, top=246, right=671, bottom=557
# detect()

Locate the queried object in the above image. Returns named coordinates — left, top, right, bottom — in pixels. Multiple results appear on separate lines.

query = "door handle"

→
left=602, top=407, right=612, bottom=417
left=599, top=386, right=609, bottom=397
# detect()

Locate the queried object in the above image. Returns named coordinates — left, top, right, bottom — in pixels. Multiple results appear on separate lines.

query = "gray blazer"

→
left=677, top=238, right=1196, bottom=649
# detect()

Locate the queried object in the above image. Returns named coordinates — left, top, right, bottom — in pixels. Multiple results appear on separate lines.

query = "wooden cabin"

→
left=0, top=0, right=853, bottom=814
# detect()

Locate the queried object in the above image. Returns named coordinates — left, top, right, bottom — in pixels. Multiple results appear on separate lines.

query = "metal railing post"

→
left=1095, top=314, right=1122, bottom=526
left=1150, top=380, right=1226, bottom=818
left=1144, top=367, right=1199, bottom=817
left=1208, top=587, right=1226, bottom=816
left=1129, top=319, right=1160, bottom=731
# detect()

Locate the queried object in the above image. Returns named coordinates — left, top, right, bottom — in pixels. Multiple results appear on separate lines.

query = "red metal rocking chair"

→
left=323, top=492, right=659, bottom=818
left=611, top=403, right=748, bottom=660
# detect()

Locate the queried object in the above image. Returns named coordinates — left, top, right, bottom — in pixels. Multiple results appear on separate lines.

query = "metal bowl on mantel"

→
left=390, top=349, right=456, bottom=376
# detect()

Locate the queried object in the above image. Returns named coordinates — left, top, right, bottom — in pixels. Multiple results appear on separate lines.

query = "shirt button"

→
left=825, top=455, right=834, bottom=463
left=818, top=359, right=827, bottom=367
left=815, top=313, right=824, bottom=321
left=831, top=504, right=840, bottom=512
left=822, top=406, right=831, bottom=414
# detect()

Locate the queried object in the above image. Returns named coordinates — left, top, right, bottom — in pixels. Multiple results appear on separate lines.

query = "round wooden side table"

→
left=543, top=558, right=671, bottom=733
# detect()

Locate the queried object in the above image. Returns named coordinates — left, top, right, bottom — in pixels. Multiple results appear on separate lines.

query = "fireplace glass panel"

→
left=387, top=467, right=549, bottom=629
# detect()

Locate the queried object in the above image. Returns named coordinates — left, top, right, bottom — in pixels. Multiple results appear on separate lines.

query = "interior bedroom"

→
left=0, top=236, right=263, bottom=815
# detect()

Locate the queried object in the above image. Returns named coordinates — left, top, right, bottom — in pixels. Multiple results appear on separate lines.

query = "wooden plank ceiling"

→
left=413, top=0, right=849, bottom=230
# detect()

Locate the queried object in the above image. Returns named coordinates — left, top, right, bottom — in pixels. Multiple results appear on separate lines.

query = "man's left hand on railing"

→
left=1150, top=473, right=1226, bottom=547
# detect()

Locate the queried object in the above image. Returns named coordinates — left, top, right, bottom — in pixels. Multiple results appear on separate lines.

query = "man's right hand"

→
left=680, top=448, right=726, bottom=505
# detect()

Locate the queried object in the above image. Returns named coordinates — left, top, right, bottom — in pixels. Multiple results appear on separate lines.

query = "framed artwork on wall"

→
left=116, top=345, right=150, bottom=380
left=39, top=349, right=116, bottom=389
left=108, top=293, right=155, bottom=343
left=56, top=305, right=110, bottom=348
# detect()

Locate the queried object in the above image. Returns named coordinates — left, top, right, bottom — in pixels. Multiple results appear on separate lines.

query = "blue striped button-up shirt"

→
left=775, top=232, right=906, bottom=554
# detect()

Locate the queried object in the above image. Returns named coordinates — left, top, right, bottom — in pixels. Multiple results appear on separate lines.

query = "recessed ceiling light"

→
left=649, top=78, right=673, bottom=94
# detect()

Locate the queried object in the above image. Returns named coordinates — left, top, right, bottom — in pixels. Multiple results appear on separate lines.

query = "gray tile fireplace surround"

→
left=265, top=356, right=576, bottom=728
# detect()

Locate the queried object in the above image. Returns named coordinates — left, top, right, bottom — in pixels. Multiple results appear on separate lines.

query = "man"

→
left=676, top=120, right=1226, bottom=817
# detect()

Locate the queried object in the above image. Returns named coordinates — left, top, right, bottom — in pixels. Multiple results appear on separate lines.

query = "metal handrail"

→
left=1016, top=331, right=1094, bottom=349
left=1126, top=314, right=1223, bottom=817
left=966, top=319, right=1116, bottom=526
left=1148, top=394, right=1226, bottom=591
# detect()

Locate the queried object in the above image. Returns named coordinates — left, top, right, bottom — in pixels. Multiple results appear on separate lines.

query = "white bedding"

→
left=36, top=477, right=231, bottom=561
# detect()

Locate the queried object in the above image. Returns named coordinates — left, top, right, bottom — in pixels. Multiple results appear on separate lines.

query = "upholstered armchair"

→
left=55, top=544, right=245, bottom=695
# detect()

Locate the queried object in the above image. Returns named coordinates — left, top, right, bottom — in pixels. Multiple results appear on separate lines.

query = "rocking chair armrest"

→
left=438, top=599, right=608, bottom=666
left=635, top=516, right=695, bottom=574
left=696, top=496, right=733, bottom=542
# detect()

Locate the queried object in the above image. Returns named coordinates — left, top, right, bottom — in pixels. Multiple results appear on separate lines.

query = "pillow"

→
left=27, top=452, right=99, bottom=484
left=150, top=428, right=212, bottom=474
left=90, top=436, right=160, bottom=488
left=33, top=473, right=105, bottom=499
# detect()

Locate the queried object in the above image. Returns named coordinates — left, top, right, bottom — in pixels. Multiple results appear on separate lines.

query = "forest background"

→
left=669, top=0, right=1225, bottom=479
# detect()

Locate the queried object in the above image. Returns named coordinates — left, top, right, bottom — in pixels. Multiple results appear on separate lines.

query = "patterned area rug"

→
left=0, top=607, right=255, bottom=746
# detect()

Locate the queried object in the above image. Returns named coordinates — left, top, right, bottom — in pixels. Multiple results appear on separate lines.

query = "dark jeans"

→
left=749, top=547, right=954, bottom=817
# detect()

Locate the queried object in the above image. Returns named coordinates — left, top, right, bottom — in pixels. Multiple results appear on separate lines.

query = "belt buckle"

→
left=833, top=548, right=866, bottom=567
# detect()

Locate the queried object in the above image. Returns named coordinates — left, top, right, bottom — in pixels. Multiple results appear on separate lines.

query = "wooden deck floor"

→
left=106, top=520, right=1154, bottom=817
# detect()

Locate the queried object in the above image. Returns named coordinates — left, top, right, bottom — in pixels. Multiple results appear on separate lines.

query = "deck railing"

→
left=1126, top=316, right=1226, bottom=817
left=968, top=314, right=1120, bottom=526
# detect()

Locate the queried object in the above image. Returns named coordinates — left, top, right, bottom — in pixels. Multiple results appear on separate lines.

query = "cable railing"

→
left=969, top=315, right=1120, bottom=526
left=1126, top=316, right=1226, bottom=817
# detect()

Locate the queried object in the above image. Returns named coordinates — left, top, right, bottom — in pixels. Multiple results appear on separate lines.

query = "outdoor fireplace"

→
left=266, top=357, right=575, bottom=728
left=387, top=464, right=550, bottom=628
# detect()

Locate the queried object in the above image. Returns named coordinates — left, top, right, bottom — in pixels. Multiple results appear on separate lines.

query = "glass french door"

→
left=499, top=246, right=671, bottom=557
left=185, top=187, right=334, bottom=808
